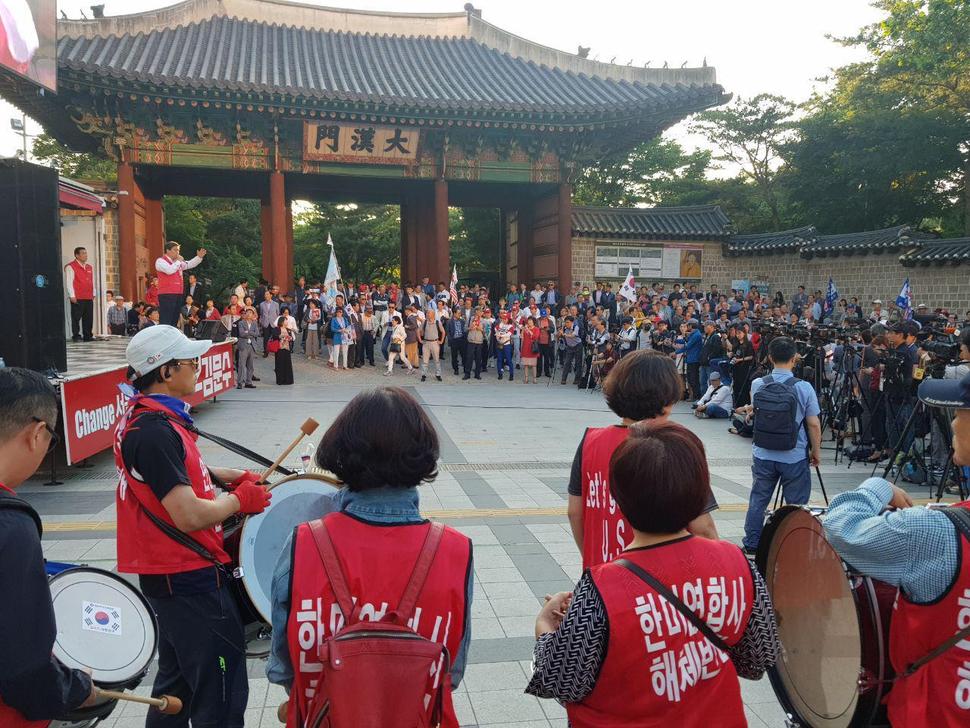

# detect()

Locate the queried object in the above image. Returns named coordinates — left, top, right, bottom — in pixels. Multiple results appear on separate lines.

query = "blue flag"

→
left=824, top=277, right=838, bottom=315
left=895, top=278, right=912, bottom=320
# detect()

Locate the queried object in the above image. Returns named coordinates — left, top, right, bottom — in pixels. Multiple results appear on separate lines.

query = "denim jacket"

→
left=266, top=486, right=473, bottom=690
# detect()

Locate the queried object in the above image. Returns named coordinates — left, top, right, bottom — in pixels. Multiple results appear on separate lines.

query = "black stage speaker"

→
left=195, top=319, right=229, bottom=342
left=0, top=160, right=66, bottom=372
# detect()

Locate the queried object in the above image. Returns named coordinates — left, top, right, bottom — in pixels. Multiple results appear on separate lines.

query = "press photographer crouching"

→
left=822, top=372, right=970, bottom=727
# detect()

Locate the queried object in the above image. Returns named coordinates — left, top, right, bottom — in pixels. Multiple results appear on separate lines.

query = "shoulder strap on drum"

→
left=0, top=495, right=42, bottom=537
left=941, top=507, right=970, bottom=541
left=124, top=483, right=225, bottom=567
left=615, top=558, right=730, bottom=653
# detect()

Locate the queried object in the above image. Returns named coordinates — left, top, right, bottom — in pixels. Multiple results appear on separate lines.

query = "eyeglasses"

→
left=32, top=417, right=60, bottom=454
left=171, top=358, right=201, bottom=370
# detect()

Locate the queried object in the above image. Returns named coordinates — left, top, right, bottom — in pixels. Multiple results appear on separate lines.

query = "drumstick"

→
left=262, top=418, right=319, bottom=487
left=96, top=689, right=183, bottom=715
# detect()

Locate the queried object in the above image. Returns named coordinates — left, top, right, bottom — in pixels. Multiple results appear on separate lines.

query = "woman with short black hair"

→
left=267, top=388, right=474, bottom=728
left=529, top=420, right=778, bottom=727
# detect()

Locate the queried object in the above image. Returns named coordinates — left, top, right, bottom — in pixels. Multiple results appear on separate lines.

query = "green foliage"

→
left=30, top=134, right=116, bottom=182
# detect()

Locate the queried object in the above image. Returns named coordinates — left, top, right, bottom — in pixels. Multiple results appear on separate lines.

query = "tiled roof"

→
left=571, top=205, right=731, bottom=240
left=56, top=16, right=726, bottom=119
left=900, top=238, right=970, bottom=266
left=803, top=225, right=914, bottom=257
left=725, top=226, right=816, bottom=255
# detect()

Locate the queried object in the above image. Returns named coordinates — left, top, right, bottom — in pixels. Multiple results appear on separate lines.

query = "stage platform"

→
left=60, top=336, right=131, bottom=382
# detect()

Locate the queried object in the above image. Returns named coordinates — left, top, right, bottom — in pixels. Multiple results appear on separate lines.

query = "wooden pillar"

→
left=144, top=196, right=164, bottom=263
left=117, top=160, right=137, bottom=301
left=557, top=183, right=573, bottom=291
left=516, top=203, right=533, bottom=287
left=400, top=201, right=411, bottom=283
left=260, top=200, right=273, bottom=285
left=433, top=178, right=450, bottom=284
left=413, top=195, right=427, bottom=286
left=401, top=194, right=419, bottom=284
left=285, top=202, right=294, bottom=292
left=269, top=172, right=287, bottom=288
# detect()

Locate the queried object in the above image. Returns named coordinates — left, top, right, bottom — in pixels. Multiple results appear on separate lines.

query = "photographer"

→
left=927, top=330, right=970, bottom=483
left=821, top=372, right=970, bottom=727
left=742, top=337, right=822, bottom=554
left=699, top=320, right=725, bottom=391
left=871, top=322, right=919, bottom=464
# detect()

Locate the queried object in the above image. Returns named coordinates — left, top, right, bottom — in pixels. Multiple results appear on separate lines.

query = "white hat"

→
left=126, top=325, right=211, bottom=377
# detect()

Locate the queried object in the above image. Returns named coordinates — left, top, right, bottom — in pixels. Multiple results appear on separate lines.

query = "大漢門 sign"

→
left=60, top=341, right=235, bottom=464
left=303, top=122, right=420, bottom=165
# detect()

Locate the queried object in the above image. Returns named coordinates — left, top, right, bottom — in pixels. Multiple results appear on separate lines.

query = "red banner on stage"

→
left=60, top=341, right=235, bottom=464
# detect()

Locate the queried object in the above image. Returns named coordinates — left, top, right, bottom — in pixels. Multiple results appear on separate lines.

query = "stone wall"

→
left=570, top=235, right=970, bottom=312
left=102, top=205, right=120, bottom=295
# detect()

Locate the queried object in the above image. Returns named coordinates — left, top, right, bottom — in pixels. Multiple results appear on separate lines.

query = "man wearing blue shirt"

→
left=742, top=337, right=822, bottom=553
left=684, top=321, right=704, bottom=401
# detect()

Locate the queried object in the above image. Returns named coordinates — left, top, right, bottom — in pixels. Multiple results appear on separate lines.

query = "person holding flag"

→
left=824, top=277, right=839, bottom=321
left=896, top=278, right=913, bottom=320
left=323, top=234, right=341, bottom=305
left=449, top=265, right=459, bottom=307
left=618, top=265, right=638, bottom=309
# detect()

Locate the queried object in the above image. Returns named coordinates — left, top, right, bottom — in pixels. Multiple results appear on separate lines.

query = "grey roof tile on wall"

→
left=571, top=205, right=730, bottom=240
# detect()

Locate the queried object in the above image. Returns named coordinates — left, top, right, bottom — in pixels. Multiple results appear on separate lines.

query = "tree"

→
left=572, top=136, right=712, bottom=207
left=690, top=94, right=797, bottom=228
left=31, top=133, right=116, bottom=181
left=836, top=0, right=970, bottom=233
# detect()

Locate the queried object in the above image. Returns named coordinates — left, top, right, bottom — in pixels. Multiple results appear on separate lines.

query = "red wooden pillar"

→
left=285, top=202, right=294, bottom=291
left=260, top=199, right=273, bottom=285
left=269, top=171, right=287, bottom=288
left=117, top=160, right=137, bottom=301
left=433, top=178, right=450, bottom=284
left=413, top=196, right=427, bottom=285
left=144, top=195, right=164, bottom=263
left=557, top=183, right=573, bottom=291
left=399, top=201, right=410, bottom=283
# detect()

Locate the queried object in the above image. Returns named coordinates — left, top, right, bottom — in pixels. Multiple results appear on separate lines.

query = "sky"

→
left=0, top=0, right=885, bottom=162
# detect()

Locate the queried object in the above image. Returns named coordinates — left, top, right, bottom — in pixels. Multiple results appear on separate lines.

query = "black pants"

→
left=539, top=342, right=554, bottom=376
left=158, top=293, right=183, bottom=328
left=561, top=346, right=582, bottom=384
left=450, top=337, right=467, bottom=374
left=70, top=299, right=93, bottom=340
left=466, top=342, right=482, bottom=376
left=687, top=363, right=701, bottom=401
left=145, top=583, right=248, bottom=728
left=109, top=322, right=126, bottom=336
left=362, top=331, right=375, bottom=364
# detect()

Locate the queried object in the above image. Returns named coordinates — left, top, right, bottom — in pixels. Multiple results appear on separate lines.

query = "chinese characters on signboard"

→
left=304, top=122, right=420, bottom=165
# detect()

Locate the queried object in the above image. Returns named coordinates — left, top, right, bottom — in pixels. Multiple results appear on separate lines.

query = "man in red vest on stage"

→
left=64, top=246, right=95, bottom=342
left=155, top=241, right=206, bottom=328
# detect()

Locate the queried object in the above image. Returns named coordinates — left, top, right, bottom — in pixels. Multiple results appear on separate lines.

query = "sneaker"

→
left=245, top=384, right=256, bottom=389
left=498, top=373, right=503, bottom=380
left=436, top=375, right=442, bottom=382
left=383, top=370, right=391, bottom=376
left=421, top=375, right=427, bottom=382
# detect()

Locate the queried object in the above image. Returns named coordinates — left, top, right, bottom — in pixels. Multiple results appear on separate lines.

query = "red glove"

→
left=228, top=470, right=262, bottom=490
left=233, top=481, right=272, bottom=515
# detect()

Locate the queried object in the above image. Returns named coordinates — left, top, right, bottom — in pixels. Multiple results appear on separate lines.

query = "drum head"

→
left=757, top=506, right=863, bottom=728
left=239, top=474, right=339, bottom=623
left=49, top=568, right=157, bottom=687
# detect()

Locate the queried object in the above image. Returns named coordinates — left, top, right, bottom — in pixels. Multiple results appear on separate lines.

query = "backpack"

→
left=298, top=519, right=451, bottom=728
left=752, top=374, right=801, bottom=450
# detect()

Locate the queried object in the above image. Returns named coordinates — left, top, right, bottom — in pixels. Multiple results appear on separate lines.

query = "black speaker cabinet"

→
left=0, top=160, right=67, bottom=372
left=195, top=319, right=229, bottom=343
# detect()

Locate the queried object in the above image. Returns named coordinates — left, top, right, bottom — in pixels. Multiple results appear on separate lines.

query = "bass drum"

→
left=756, top=506, right=896, bottom=728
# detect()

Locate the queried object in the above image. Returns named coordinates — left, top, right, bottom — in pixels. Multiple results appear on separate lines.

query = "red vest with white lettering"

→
left=0, top=485, right=49, bottom=728
left=887, top=501, right=970, bottom=727
left=568, top=538, right=753, bottom=728
left=581, top=425, right=633, bottom=569
left=156, top=256, right=184, bottom=295
left=68, top=259, right=94, bottom=300
left=114, top=396, right=229, bottom=574
left=285, top=513, right=471, bottom=728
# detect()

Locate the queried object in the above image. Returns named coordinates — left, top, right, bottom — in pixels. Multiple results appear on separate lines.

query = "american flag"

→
left=450, top=265, right=459, bottom=305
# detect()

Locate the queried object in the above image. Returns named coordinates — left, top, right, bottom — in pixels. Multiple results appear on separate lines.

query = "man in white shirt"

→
left=64, top=246, right=96, bottom=341
left=693, top=371, right=733, bottom=418
left=155, top=241, right=205, bottom=327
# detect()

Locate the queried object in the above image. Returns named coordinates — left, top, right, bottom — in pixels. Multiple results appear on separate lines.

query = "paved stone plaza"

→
left=29, top=353, right=939, bottom=728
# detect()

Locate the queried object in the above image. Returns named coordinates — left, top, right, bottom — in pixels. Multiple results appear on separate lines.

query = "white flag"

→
left=618, top=265, right=637, bottom=303
left=323, top=234, right=341, bottom=298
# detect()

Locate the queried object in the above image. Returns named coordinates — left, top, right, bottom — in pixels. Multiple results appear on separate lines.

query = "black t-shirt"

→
left=567, top=427, right=719, bottom=513
left=121, top=412, right=190, bottom=502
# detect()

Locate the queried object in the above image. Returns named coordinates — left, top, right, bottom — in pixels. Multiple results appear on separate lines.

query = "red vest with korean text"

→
left=114, top=396, right=229, bottom=574
left=569, top=538, right=753, bottom=728
left=887, top=501, right=970, bottom=727
left=68, top=259, right=94, bottom=300
left=157, top=256, right=184, bottom=295
left=285, top=513, right=470, bottom=728
left=581, top=425, right=633, bottom=569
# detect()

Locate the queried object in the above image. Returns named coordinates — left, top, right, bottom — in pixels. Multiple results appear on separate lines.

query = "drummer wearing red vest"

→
left=266, top=387, right=473, bottom=728
left=115, top=325, right=270, bottom=726
left=155, top=241, right=206, bottom=328
left=0, top=368, right=98, bottom=726
left=824, top=368, right=970, bottom=727
left=65, top=246, right=96, bottom=342
left=528, top=420, right=779, bottom=726
left=567, top=350, right=719, bottom=570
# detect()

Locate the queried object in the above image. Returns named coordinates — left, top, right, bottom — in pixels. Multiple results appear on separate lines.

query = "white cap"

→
left=126, top=325, right=211, bottom=377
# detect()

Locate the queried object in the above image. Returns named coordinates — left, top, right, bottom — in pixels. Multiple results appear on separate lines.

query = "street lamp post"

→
left=10, top=113, right=28, bottom=160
